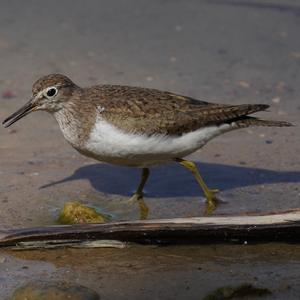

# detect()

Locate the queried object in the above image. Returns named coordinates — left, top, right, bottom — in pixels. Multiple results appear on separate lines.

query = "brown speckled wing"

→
left=84, top=85, right=270, bottom=136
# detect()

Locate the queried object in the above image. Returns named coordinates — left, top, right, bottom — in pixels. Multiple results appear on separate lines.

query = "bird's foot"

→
left=127, top=192, right=142, bottom=204
left=127, top=193, right=149, bottom=220
left=203, top=188, right=220, bottom=216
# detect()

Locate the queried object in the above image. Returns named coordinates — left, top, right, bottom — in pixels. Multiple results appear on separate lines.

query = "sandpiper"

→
left=3, top=74, right=292, bottom=217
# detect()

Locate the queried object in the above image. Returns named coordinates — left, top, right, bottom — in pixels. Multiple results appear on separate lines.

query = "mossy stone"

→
left=57, top=201, right=110, bottom=224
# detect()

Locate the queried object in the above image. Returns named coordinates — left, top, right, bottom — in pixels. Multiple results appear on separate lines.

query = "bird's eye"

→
left=46, top=87, right=58, bottom=98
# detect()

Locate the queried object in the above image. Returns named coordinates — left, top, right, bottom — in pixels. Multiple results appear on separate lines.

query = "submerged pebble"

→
left=203, top=283, right=271, bottom=300
left=11, top=281, right=100, bottom=300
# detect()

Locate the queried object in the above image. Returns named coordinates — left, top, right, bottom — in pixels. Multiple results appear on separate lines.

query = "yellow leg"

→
left=175, top=158, right=219, bottom=215
left=128, top=168, right=150, bottom=220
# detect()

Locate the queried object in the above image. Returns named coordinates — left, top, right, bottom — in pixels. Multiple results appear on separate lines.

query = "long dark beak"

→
left=2, top=98, right=36, bottom=128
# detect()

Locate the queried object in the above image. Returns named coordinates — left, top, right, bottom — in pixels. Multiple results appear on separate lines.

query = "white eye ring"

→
left=45, top=87, right=58, bottom=98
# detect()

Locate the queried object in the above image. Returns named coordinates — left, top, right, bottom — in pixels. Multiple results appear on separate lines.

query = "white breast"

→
left=84, top=117, right=234, bottom=167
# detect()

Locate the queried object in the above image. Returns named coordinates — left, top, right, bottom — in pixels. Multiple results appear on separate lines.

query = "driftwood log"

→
left=1, top=210, right=300, bottom=249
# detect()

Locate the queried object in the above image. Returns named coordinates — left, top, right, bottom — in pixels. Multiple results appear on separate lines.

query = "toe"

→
left=204, top=200, right=217, bottom=216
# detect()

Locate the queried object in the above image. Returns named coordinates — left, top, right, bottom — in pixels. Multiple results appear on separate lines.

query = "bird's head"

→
left=2, top=74, right=78, bottom=128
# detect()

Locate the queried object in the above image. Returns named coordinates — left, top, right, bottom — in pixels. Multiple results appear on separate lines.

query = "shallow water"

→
left=2, top=244, right=300, bottom=299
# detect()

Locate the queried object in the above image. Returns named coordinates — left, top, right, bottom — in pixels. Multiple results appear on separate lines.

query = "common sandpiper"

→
left=2, top=74, right=292, bottom=217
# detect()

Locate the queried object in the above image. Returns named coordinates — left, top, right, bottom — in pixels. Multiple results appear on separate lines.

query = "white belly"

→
left=81, top=118, right=235, bottom=167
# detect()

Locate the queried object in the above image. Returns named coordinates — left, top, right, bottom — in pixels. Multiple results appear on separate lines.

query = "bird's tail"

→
left=234, top=116, right=293, bottom=128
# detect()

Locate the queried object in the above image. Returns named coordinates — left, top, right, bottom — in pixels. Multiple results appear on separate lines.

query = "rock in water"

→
left=57, top=201, right=110, bottom=224
left=11, top=281, right=100, bottom=300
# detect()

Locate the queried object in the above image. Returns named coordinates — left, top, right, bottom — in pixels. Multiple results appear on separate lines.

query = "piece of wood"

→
left=1, top=210, right=300, bottom=248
